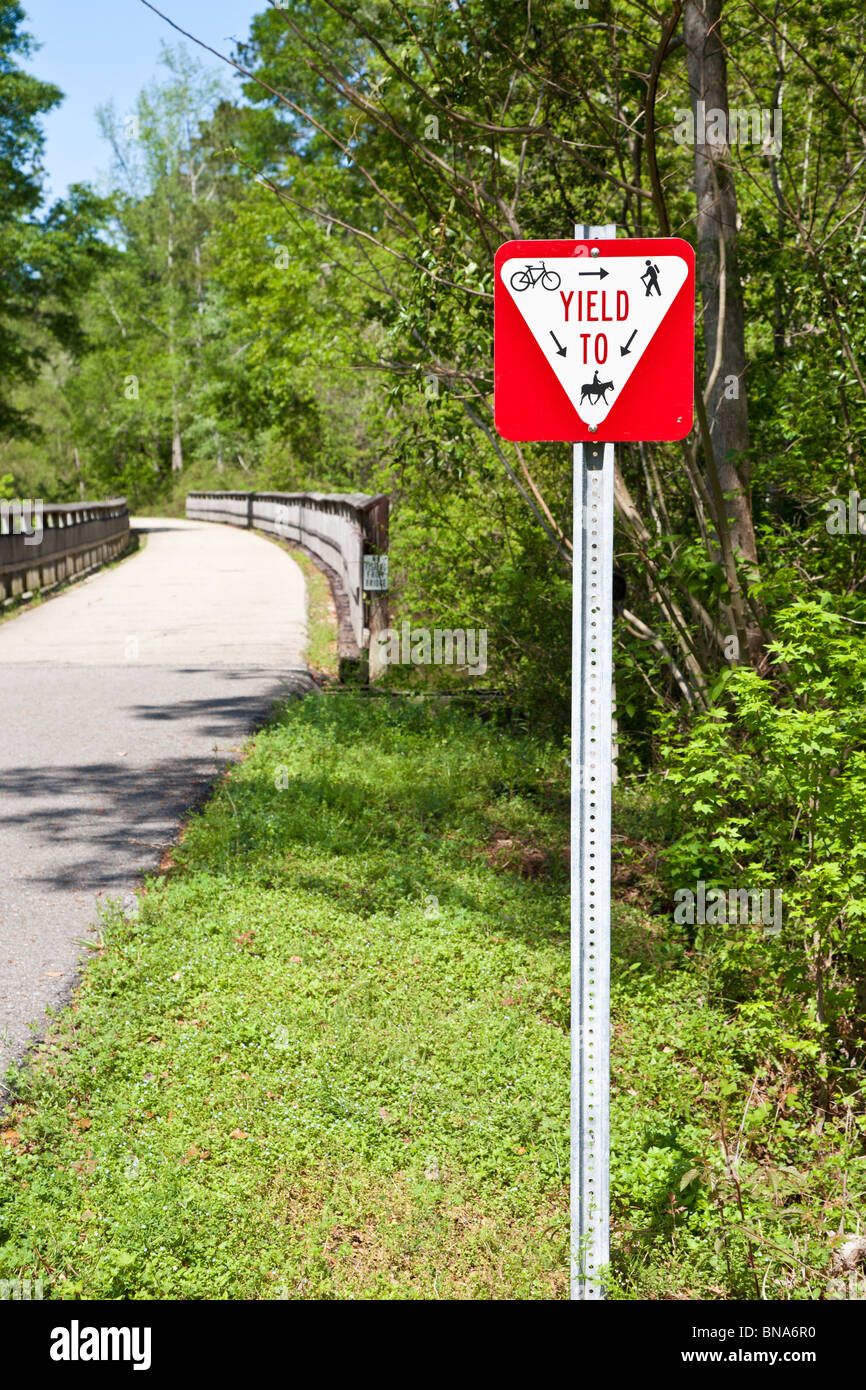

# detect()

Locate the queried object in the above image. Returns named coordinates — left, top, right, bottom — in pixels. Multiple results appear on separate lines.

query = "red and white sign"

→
left=494, top=237, right=695, bottom=442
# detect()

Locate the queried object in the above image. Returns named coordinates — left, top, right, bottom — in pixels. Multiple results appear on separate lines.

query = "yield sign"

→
left=494, top=237, right=695, bottom=442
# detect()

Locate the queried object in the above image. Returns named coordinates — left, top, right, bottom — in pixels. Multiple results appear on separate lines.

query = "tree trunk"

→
left=73, top=447, right=85, bottom=501
left=684, top=0, right=757, bottom=570
left=171, top=411, right=183, bottom=473
left=166, top=204, right=183, bottom=475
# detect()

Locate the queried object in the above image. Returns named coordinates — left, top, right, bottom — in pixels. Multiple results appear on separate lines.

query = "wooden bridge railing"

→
left=0, top=498, right=130, bottom=604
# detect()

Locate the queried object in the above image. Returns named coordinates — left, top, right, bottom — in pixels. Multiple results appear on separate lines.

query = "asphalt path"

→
left=0, top=517, right=312, bottom=1088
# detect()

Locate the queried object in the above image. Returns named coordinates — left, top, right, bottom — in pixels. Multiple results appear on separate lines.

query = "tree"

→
left=0, top=1, right=109, bottom=441
left=96, top=46, right=232, bottom=476
left=55, top=46, right=237, bottom=499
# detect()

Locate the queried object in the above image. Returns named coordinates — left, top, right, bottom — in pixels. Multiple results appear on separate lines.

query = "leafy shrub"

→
left=659, top=598, right=866, bottom=1095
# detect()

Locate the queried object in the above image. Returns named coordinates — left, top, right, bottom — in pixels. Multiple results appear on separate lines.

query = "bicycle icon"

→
left=509, top=261, right=561, bottom=292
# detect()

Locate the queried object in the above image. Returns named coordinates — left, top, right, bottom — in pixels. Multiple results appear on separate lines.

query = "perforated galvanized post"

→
left=571, top=222, right=616, bottom=1300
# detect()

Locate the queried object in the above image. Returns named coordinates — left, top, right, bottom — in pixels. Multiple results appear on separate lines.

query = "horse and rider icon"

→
left=641, top=259, right=661, bottom=296
left=580, top=369, right=615, bottom=406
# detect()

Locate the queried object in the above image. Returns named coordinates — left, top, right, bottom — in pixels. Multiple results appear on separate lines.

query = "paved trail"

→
left=0, top=517, right=312, bottom=1085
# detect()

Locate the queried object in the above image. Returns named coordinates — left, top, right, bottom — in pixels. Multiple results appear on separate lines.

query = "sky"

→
left=20, top=0, right=265, bottom=205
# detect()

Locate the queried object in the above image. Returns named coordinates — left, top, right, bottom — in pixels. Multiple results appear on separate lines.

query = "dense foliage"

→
left=0, top=0, right=110, bottom=443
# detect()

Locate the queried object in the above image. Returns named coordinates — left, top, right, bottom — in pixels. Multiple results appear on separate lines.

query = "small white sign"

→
left=363, top=555, right=389, bottom=590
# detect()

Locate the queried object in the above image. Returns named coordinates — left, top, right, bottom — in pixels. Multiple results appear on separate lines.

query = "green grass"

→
left=2, top=698, right=861, bottom=1299
left=0, top=695, right=570, bottom=1300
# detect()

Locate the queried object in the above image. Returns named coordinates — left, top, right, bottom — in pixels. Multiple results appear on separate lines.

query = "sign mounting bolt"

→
left=591, top=247, right=600, bottom=257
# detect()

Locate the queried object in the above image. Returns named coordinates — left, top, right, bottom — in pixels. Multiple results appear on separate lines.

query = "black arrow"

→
left=620, top=329, right=637, bottom=357
left=549, top=331, right=567, bottom=357
left=578, top=268, right=609, bottom=279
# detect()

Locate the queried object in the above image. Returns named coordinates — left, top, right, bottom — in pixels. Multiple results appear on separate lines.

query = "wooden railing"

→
left=0, top=499, right=130, bottom=604
left=185, top=490, right=389, bottom=678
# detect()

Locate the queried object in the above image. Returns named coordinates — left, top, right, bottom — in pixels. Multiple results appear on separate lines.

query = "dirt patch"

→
left=484, top=833, right=568, bottom=881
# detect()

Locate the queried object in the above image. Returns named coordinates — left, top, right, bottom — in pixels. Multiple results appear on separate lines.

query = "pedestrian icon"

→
left=641, top=259, right=661, bottom=296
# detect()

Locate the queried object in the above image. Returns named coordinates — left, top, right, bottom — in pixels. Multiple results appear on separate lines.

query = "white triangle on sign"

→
left=501, top=256, right=688, bottom=426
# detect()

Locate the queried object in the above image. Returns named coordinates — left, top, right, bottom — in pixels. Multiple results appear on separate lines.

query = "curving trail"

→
left=0, top=517, right=312, bottom=1085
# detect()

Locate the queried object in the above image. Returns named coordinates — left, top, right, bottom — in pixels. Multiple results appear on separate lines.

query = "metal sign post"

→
left=571, top=435, right=614, bottom=1299
left=570, top=222, right=615, bottom=1301
left=492, top=222, right=694, bottom=1302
